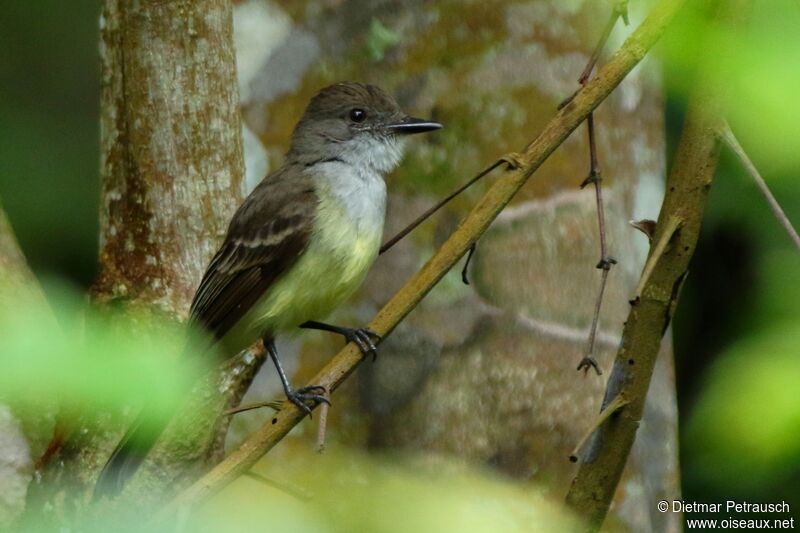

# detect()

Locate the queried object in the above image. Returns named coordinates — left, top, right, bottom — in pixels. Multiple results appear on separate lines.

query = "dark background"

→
left=2, top=0, right=798, bottom=523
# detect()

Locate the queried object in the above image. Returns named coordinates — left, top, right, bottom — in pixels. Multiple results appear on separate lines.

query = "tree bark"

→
left=26, top=0, right=257, bottom=523
left=94, top=0, right=243, bottom=312
left=0, top=202, right=56, bottom=528
left=0, top=202, right=42, bottom=306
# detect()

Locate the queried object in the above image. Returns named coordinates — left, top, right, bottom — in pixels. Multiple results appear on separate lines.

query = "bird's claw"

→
left=286, top=385, right=330, bottom=416
left=343, top=327, right=381, bottom=361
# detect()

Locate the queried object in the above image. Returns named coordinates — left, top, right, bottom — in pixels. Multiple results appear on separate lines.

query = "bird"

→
left=94, top=81, right=442, bottom=498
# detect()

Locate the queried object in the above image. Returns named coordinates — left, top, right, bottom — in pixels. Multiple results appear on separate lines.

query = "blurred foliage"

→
left=664, top=0, right=800, bottom=517
left=0, top=0, right=100, bottom=288
left=662, top=0, right=800, bottom=181
left=366, top=18, right=401, bottom=62
left=0, top=279, right=207, bottom=423
left=20, top=448, right=576, bottom=532
left=683, top=322, right=800, bottom=499
left=191, top=448, right=577, bottom=533
left=2, top=285, right=578, bottom=533
left=1, top=0, right=799, bottom=529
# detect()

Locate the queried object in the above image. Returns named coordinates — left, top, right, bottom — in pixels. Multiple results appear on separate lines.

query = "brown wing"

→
left=189, top=170, right=317, bottom=342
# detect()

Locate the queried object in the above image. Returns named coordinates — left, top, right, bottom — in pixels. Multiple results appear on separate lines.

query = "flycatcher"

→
left=95, top=82, right=441, bottom=496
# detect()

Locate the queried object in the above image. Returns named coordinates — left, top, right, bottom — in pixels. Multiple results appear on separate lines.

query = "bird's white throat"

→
left=336, top=134, right=406, bottom=175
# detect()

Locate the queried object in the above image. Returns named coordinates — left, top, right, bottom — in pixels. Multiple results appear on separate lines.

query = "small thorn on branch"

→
left=634, top=215, right=683, bottom=298
left=629, top=219, right=657, bottom=241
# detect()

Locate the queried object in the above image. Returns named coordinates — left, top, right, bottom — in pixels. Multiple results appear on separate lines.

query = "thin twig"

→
left=573, top=10, right=623, bottom=374
left=582, top=115, right=611, bottom=261
left=315, top=390, right=330, bottom=453
left=580, top=12, right=622, bottom=85
left=559, top=4, right=627, bottom=109
left=153, top=1, right=687, bottom=518
left=569, top=394, right=629, bottom=462
left=243, top=471, right=312, bottom=501
left=379, top=160, right=503, bottom=254
left=577, top=267, right=611, bottom=375
left=718, top=121, right=800, bottom=251
left=577, top=113, right=617, bottom=375
left=224, top=399, right=284, bottom=416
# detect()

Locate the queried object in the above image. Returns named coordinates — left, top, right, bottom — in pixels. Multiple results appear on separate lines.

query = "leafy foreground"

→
left=2, top=281, right=577, bottom=532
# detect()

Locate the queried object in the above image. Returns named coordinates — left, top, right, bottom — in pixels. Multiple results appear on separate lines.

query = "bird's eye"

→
left=349, top=108, right=367, bottom=123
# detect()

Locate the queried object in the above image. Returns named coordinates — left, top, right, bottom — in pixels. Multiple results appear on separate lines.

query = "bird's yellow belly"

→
left=218, top=195, right=382, bottom=356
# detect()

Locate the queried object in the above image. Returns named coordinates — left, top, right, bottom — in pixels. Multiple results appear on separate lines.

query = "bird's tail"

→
left=93, top=333, right=216, bottom=501
left=92, top=405, right=169, bottom=501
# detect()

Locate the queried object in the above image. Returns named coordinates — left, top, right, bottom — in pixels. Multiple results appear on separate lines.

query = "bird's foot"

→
left=286, top=385, right=330, bottom=415
left=340, top=327, right=381, bottom=361
left=299, top=321, right=381, bottom=360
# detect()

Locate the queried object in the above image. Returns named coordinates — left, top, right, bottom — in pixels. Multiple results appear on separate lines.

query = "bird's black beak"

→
left=385, top=116, right=442, bottom=134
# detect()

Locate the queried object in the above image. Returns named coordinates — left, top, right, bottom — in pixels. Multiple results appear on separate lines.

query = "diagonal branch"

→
left=718, top=121, right=800, bottom=251
left=154, top=0, right=687, bottom=519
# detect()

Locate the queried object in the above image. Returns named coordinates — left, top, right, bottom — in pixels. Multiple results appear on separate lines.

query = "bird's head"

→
left=288, top=82, right=441, bottom=173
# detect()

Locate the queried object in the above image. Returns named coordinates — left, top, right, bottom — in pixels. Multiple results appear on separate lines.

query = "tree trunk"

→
left=26, top=0, right=259, bottom=523
left=0, top=203, right=57, bottom=528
